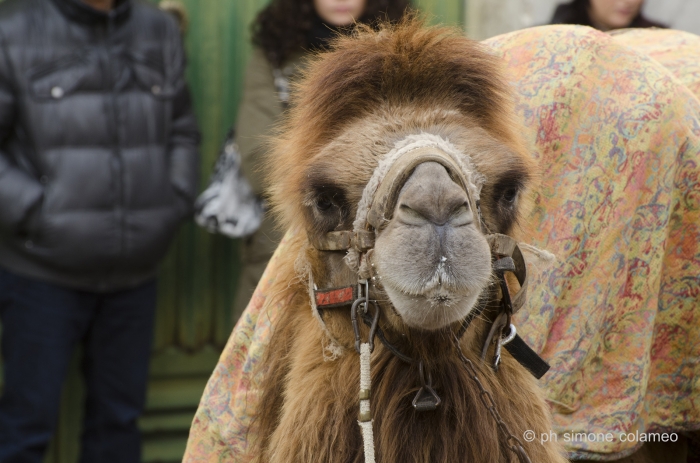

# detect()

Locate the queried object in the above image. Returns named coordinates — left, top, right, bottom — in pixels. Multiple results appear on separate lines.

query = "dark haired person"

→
left=551, top=0, right=665, bottom=30
left=0, top=0, right=199, bottom=461
left=232, top=0, right=410, bottom=319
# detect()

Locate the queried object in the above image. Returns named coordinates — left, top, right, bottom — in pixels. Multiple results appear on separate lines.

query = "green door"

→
left=0, top=1, right=464, bottom=462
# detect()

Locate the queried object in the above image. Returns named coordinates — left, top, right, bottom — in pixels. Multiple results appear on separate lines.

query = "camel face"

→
left=373, top=161, right=492, bottom=330
left=267, top=19, right=537, bottom=336
left=298, top=114, right=531, bottom=333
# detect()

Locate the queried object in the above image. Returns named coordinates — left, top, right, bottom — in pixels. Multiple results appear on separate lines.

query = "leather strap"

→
left=504, top=335, right=550, bottom=379
left=311, top=230, right=375, bottom=252
left=487, top=234, right=528, bottom=314
left=315, top=285, right=358, bottom=309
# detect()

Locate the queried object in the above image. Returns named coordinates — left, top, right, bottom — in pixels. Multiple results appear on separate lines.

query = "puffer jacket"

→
left=0, top=0, right=200, bottom=291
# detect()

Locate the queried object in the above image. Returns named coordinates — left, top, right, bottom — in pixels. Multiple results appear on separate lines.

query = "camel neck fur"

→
left=251, top=246, right=561, bottom=463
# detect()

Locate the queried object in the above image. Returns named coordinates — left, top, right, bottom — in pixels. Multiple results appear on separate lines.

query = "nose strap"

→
left=338, top=133, right=485, bottom=275
left=366, top=146, right=477, bottom=231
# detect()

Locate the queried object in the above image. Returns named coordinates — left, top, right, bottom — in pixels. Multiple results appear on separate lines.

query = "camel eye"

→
left=315, top=193, right=335, bottom=212
left=502, top=187, right=518, bottom=204
left=305, top=181, right=350, bottom=233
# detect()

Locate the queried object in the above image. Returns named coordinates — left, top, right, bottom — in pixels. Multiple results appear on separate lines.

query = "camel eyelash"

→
left=302, top=182, right=352, bottom=235
left=493, top=170, right=527, bottom=203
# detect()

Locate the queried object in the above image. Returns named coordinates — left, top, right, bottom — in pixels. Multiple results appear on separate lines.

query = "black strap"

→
left=504, top=334, right=550, bottom=379
left=360, top=310, right=415, bottom=364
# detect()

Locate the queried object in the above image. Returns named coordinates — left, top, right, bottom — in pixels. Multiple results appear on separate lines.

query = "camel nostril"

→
left=398, top=201, right=473, bottom=227
left=449, top=204, right=474, bottom=227
left=398, top=204, right=430, bottom=225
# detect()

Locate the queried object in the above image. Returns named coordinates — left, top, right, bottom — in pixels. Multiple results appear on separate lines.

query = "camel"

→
left=243, top=18, right=567, bottom=463
left=183, top=23, right=700, bottom=463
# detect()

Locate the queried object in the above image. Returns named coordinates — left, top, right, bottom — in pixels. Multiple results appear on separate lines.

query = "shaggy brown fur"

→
left=253, top=17, right=566, bottom=463
left=267, top=15, right=536, bottom=236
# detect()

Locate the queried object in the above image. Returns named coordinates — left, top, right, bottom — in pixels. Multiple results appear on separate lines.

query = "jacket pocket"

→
left=27, top=53, right=92, bottom=100
left=126, top=51, right=178, bottom=99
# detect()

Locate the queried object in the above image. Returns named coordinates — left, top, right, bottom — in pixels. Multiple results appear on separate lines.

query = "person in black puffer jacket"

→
left=0, top=0, right=200, bottom=461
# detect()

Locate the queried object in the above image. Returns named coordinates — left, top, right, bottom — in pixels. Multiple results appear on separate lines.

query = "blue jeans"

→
left=0, top=268, right=156, bottom=463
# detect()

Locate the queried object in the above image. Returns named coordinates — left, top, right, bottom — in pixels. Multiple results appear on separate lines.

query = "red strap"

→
left=315, top=286, right=355, bottom=308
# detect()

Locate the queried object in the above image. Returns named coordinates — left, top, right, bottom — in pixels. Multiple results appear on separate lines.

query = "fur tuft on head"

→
left=266, top=14, right=530, bottom=233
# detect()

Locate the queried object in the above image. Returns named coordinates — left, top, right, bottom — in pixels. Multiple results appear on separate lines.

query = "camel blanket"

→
left=183, top=26, right=700, bottom=461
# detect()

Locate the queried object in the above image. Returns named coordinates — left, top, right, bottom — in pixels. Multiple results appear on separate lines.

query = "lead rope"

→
left=358, top=342, right=376, bottom=463
left=351, top=279, right=380, bottom=463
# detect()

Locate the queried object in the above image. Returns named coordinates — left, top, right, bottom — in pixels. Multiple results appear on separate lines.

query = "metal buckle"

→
left=412, top=360, right=441, bottom=412
left=493, top=323, right=517, bottom=371
left=351, top=279, right=380, bottom=354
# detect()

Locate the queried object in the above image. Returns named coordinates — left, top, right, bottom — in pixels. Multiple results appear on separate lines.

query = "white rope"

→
left=360, top=342, right=372, bottom=390
left=359, top=421, right=375, bottom=463
left=519, top=242, right=556, bottom=264
left=358, top=342, right=376, bottom=463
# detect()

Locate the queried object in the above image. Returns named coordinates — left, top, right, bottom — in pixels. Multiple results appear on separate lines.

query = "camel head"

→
left=267, top=18, right=536, bottom=335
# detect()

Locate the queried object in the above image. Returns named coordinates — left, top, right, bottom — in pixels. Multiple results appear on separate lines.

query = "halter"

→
left=305, top=133, right=548, bottom=463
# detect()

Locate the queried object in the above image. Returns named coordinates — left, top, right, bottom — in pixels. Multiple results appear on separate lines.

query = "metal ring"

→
left=351, top=298, right=364, bottom=353
left=367, top=300, right=380, bottom=352
left=499, top=323, right=517, bottom=346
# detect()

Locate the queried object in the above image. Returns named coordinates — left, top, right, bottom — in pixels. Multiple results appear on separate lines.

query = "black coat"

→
left=0, top=0, right=200, bottom=291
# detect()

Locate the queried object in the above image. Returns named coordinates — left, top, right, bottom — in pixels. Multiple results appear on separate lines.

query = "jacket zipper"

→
left=106, top=11, right=124, bottom=288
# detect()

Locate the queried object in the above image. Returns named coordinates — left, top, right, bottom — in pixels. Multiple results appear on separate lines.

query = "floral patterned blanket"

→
left=183, top=26, right=700, bottom=461
left=611, top=28, right=700, bottom=96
